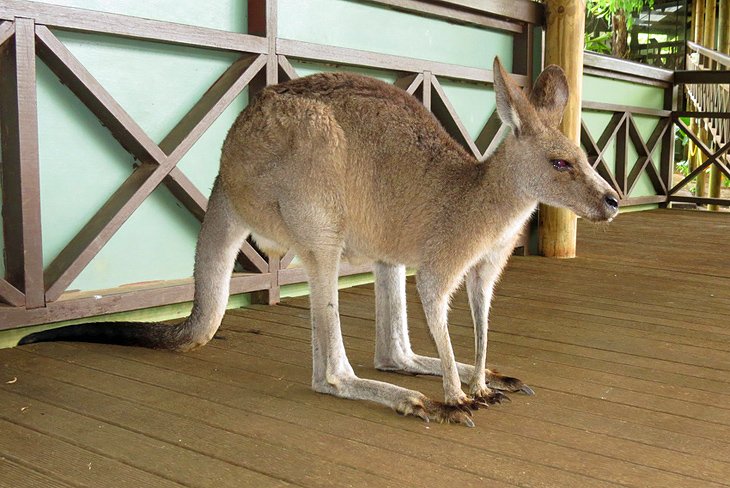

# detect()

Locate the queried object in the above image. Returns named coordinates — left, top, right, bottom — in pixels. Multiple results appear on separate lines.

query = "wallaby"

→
left=19, top=57, right=619, bottom=426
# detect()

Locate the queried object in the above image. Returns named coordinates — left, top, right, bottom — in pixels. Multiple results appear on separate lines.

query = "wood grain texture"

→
left=0, top=18, right=44, bottom=308
left=276, top=38, right=530, bottom=86
left=538, top=0, right=585, bottom=258
left=362, top=0, right=523, bottom=32
left=0, top=0, right=267, bottom=53
left=2, top=209, right=729, bottom=488
left=0, top=273, right=273, bottom=330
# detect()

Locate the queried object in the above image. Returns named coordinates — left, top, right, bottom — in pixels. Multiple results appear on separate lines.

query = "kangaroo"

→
left=19, top=57, right=619, bottom=426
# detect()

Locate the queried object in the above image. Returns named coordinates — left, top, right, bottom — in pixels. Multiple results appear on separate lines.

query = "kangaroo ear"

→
left=493, top=57, right=532, bottom=137
left=529, top=64, right=569, bottom=127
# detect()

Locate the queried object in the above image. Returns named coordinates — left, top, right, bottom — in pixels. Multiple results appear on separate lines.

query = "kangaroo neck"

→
left=464, top=140, right=537, bottom=224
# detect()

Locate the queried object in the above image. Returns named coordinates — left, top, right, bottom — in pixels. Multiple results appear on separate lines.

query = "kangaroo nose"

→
left=604, top=194, right=619, bottom=210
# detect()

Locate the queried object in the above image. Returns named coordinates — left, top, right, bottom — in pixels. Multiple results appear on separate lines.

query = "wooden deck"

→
left=1, top=209, right=730, bottom=488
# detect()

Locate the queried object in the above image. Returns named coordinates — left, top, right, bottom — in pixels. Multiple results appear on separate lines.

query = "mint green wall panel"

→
left=54, top=31, right=244, bottom=144
left=35, top=30, right=247, bottom=291
left=39, top=0, right=247, bottom=32
left=582, top=75, right=666, bottom=201
left=581, top=111, right=618, bottom=176
left=70, top=187, right=199, bottom=291
left=627, top=114, right=663, bottom=198
left=37, top=59, right=134, bottom=268
left=278, top=0, right=513, bottom=70
left=438, top=80, right=495, bottom=140
left=583, top=75, right=664, bottom=109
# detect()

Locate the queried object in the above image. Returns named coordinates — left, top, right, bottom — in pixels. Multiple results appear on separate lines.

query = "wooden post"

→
left=704, top=0, right=721, bottom=210
left=695, top=0, right=706, bottom=44
left=248, top=0, right=281, bottom=305
left=538, top=0, right=585, bottom=258
left=712, top=0, right=729, bottom=210
left=720, top=0, right=730, bottom=55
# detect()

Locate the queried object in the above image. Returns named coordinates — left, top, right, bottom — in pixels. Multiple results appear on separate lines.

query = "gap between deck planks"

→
left=2, top=209, right=730, bottom=487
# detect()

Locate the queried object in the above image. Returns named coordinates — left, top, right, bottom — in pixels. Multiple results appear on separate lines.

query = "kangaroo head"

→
left=492, top=57, right=619, bottom=222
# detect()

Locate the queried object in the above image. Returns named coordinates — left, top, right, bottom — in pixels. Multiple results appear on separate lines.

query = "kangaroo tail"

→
left=17, top=179, right=249, bottom=352
left=18, top=321, right=191, bottom=349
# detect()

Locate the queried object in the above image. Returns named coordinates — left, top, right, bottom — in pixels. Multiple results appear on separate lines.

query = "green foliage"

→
left=585, top=31, right=612, bottom=54
left=585, top=0, right=655, bottom=55
left=587, top=0, right=655, bottom=29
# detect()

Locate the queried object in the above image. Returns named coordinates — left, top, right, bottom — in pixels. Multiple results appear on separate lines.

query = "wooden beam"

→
left=703, top=0, right=717, bottom=52
left=674, top=70, right=730, bottom=84
left=674, top=110, right=730, bottom=118
left=582, top=100, right=671, bottom=117
left=42, top=50, right=266, bottom=302
left=421, top=70, right=432, bottom=110
left=719, top=0, right=730, bottom=56
left=163, top=168, right=208, bottom=222
left=0, top=19, right=13, bottom=46
left=538, top=0, right=585, bottom=259
left=583, top=51, right=674, bottom=83
left=687, top=41, right=730, bottom=65
left=582, top=66, right=671, bottom=88
left=248, top=0, right=279, bottom=306
left=430, top=74, right=480, bottom=159
left=361, top=0, right=523, bottom=33
left=158, top=54, right=266, bottom=155
left=0, top=0, right=267, bottom=53
left=474, top=109, right=502, bottom=156
left=427, top=0, right=545, bottom=25
left=625, top=116, right=668, bottom=196
left=394, top=72, right=423, bottom=95
left=35, top=26, right=166, bottom=164
left=614, top=115, right=629, bottom=194
left=0, top=17, right=44, bottom=308
left=0, top=273, right=273, bottom=330
left=276, top=38, right=530, bottom=86
left=277, top=55, right=299, bottom=81
left=0, top=278, right=24, bottom=307
left=580, top=116, right=623, bottom=196
left=669, top=195, right=730, bottom=206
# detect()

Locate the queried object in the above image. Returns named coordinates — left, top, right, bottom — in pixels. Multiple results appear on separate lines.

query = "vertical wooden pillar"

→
left=0, top=18, right=45, bottom=309
left=695, top=0, right=706, bottom=44
left=538, top=0, right=585, bottom=258
left=248, top=0, right=280, bottom=305
left=703, top=0, right=723, bottom=210
left=720, top=0, right=730, bottom=55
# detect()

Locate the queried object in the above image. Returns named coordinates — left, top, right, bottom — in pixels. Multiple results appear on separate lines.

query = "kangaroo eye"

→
left=551, top=159, right=572, bottom=171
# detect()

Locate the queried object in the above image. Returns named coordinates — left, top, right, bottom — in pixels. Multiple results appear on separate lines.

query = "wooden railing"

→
left=580, top=53, right=675, bottom=207
left=0, top=0, right=542, bottom=328
left=670, top=41, right=730, bottom=209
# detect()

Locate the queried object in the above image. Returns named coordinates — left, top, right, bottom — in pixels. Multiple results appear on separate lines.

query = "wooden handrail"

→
left=687, top=40, right=730, bottom=68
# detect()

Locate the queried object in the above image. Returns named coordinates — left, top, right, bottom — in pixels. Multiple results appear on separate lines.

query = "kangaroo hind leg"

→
left=299, top=248, right=474, bottom=426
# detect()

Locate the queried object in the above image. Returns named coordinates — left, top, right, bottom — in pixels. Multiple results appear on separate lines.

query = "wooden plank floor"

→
left=1, top=208, right=730, bottom=487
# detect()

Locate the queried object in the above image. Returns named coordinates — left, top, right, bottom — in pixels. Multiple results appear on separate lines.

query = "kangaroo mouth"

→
left=580, top=203, right=619, bottom=223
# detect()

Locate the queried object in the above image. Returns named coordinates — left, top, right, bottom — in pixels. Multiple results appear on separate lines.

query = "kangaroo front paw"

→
left=487, top=369, right=535, bottom=396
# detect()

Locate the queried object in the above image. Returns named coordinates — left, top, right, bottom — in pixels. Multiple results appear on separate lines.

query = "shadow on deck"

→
left=1, top=209, right=729, bottom=487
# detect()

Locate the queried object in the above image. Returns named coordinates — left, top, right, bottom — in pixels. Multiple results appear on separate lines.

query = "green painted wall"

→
left=0, top=0, right=520, bottom=343
left=0, top=1, right=670, bottom=346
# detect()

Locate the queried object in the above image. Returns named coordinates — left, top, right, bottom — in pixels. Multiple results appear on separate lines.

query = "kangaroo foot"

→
left=396, top=396, right=480, bottom=427
left=470, top=383, right=510, bottom=405
left=487, top=369, right=535, bottom=396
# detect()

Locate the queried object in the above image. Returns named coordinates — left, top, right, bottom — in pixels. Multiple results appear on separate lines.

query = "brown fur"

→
left=20, top=59, right=618, bottom=426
